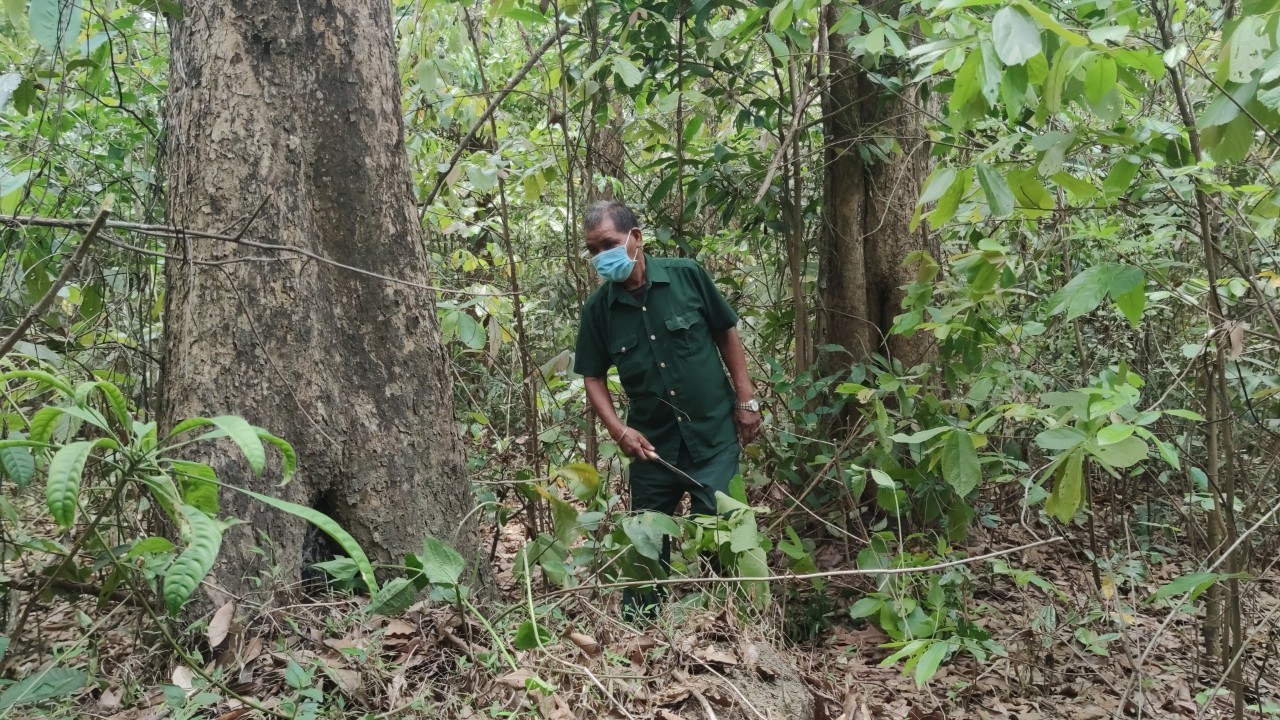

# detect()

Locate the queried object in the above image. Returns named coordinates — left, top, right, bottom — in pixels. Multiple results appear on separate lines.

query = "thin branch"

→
left=0, top=208, right=109, bottom=358
left=421, top=23, right=572, bottom=210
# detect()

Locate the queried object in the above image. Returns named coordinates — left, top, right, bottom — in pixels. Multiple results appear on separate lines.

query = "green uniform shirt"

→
left=574, top=256, right=739, bottom=464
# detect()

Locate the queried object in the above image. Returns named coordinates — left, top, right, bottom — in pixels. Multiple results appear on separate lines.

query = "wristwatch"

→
left=734, top=398, right=760, bottom=412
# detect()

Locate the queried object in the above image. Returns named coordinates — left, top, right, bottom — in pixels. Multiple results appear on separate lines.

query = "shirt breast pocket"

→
left=665, top=309, right=705, bottom=354
left=610, top=333, right=643, bottom=384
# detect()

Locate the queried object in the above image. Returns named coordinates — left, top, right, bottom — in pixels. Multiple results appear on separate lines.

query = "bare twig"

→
left=0, top=208, right=109, bottom=358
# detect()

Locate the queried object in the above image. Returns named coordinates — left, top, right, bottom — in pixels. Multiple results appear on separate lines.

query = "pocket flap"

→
left=665, top=310, right=701, bottom=332
left=610, top=333, right=638, bottom=355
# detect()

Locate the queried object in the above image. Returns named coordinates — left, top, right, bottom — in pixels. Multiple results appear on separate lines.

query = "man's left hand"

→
left=734, top=407, right=762, bottom=446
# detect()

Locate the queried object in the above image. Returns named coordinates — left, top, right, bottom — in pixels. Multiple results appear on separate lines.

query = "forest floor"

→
left=3, top=492, right=1278, bottom=720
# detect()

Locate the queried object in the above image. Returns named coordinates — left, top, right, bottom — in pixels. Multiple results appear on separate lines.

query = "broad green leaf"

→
left=736, top=544, right=771, bottom=608
left=1088, top=26, right=1129, bottom=44
left=949, top=51, right=985, bottom=121
left=369, top=577, right=416, bottom=616
left=940, top=430, right=981, bottom=496
left=418, top=534, right=465, bottom=586
left=914, top=641, right=950, bottom=686
left=312, top=557, right=360, bottom=581
left=1197, top=78, right=1258, bottom=129
left=1089, top=435, right=1148, bottom=468
left=126, top=536, right=175, bottom=558
left=728, top=511, right=760, bottom=552
left=513, top=620, right=553, bottom=650
left=0, top=434, right=35, bottom=488
left=927, top=167, right=971, bottom=230
left=976, top=164, right=1014, bottom=216
left=47, top=439, right=115, bottom=529
left=1102, top=159, right=1141, bottom=199
left=1203, top=113, right=1255, bottom=163
left=991, top=6, right=1041, bottom=66
left=622, top=512, right=679, bottom=561
left=236, top=487, right=378, bottom=593
left=1164, top=409, right=1205, bottom=421
left=164, top=504, right=223, bottom=614
left=1084, top=57, right=1116, bottom=107
left=1148, top=572, right=1240, bottom=604
left=550, top=496, right=579, bottom=544
left=256, top=430, right=297, bottom=485
left=1044, top=448, right=1085, bottom=522
left=917, top=167, right=957, bottom=207
left=29, top=0, right=81, bottom=54
left=1012, top=0, right=1087, bottom=46
left=611, top=56, right=644, bottom=87
left=171, top=460, right=219, bottom=516
left=73, top=380, right=131, bottom=431
left=0, top=666, right=86, bottom=711
left=28, top=406, right=64, bottom=444
left=1035, top=426, right=1086, bottom=451
left=890, top=426, right=953, bottom=444
left=1048, top=265, right=1112, bottom=320
left=1096, top=424, right=1135, bottom=445
left=849, top=597, right=882, bottom=618
left=0, top=72, right=21, bottom=110
left=0, top=369, right=75, bottom=397
left=552, top=462, right=600, bottom=501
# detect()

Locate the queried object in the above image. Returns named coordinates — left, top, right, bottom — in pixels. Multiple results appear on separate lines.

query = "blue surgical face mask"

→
left=592, top=243, right=638, bottom=283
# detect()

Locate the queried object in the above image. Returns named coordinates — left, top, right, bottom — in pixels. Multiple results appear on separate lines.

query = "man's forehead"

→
left=585, top=219, right=625, bottom=240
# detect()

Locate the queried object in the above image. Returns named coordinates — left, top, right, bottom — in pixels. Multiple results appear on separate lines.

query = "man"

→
left=573, top=200, right=761, bottom=614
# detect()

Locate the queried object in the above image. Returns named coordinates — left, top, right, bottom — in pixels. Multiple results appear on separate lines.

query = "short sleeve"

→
left=573, top=300, right=610, bottom=378
left=695, top=263, right=738, bottom=333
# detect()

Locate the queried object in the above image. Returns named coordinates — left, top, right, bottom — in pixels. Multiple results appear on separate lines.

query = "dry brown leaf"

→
left=693, top=646, right=738, bottom=666
left=208, top=601, right=236, bottom=650
left=656, top=711, right=689, bottom=720
left=384, top=619, right=415, bottom=637
left=97, top=687, right=122, bottom=712
left=567, top=631, right=600, bottom=656
left=241, top=636, right=263, bottom=666
left=215, top=710, right=252, bottom=720
left=385, top=672, right=406, bottom=709
left=171, top=665, right=195, bottom=692
left=1228, top=320, right=1247, bottom=359
left=497, top=668, right=534, bottom=689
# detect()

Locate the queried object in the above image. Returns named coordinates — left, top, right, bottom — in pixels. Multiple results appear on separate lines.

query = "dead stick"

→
left=421, top=24, right=571, bottom=210
left=0, top=208, right=110, bottom=358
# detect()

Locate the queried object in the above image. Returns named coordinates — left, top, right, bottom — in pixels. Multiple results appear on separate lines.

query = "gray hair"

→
left=583, top=200, right=639, bottom=234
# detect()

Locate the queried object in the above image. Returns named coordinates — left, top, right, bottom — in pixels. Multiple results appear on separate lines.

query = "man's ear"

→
left=631, top=227, right=644, bottom=248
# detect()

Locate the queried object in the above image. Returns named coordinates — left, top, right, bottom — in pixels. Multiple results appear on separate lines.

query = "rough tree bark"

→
left=162, top=1, right=478, bottom=601
left=816, top=3, right=935, bottom=371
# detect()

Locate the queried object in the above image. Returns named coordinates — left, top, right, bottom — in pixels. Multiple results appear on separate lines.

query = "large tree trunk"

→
left=162, top=0, right=477, bottom=602
left=816, top=6, right=935, bottom=371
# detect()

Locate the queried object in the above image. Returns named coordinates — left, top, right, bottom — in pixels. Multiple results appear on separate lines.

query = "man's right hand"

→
left=614, top=426, right=658, bottom=460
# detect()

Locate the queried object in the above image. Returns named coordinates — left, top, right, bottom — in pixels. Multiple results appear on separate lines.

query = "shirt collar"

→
left=607, top=255, right=670, bottom=305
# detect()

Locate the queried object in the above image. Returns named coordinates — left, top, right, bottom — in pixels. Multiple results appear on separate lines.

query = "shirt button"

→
left=660, top=362, right=666, bottom=368
left=677, top=417, right=683, bottom=422
left=650, top=334, right=656, bottom=340
left=642, top=306, right=647, bottom=311
left=669, top=390, right=676, bottom=396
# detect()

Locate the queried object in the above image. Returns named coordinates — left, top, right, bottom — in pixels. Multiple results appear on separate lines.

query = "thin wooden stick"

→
left=0, top=208, right=110, bottom=358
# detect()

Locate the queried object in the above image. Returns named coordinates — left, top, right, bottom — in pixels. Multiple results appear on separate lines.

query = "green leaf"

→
left=991, top=6, right=1041, bottom=66
left=369, top=577, right=416, bottom=616
left=622, top=512, right=678, bottom=561
left=0, top=666, right=87, bottom=711
left=256, top=430, right=296, bottom=485
left=0, top=435, right=35, bottom=488
left=235, top=487, right=378, bottom=593
left=976, top=164, right=1014, bottom=216
left=849, top=597, right=882, bottom=618
left=28, top=406, right=64, bottom=444
left=1102, top=159, right=1141, bottom=199
left=949, top=51, right=985, bottom=122
left=1035, top=426, right=1087, bottom=450
left=73, top=381, right=131, bottom=431
left=1012, top=0, right=1087, bottom=46
left=1148, top=572, right=1239, bottom=604
left=927, top=167, right=971, bottom=230
left=1044, top=448, right=1085, bottom=522
left=164, top=504, right=223, bottom=614
left=0, top=369, right=75, bottom=397
left=29, top=0, right=80, bottom=54
left=890, top=426, right=953, bottom=444
left=1089, top=435, right=1148, bottom=468
left=552, top=462, right=600, bottom=502
left=513, top=621, right=553, bottom=650
left=126, top=536, right=175, bottom=558
left=1096, top=424, right=1135, bottom=445
left=1203, top=113, right=1255, bottom=163
left=1048, top=265, right=1111, bottom=320
left=914, top=641, right=950, bottom=686
left=1084, top=57, right=1116, bottom=107
left=612, top=56, right=644, bottom=87
left=418, top=534, right=465, bottom=586
left=728, top=511, right=761, bottom=552
left=171, top=460, right=219, bottom=516
left=940, top=430, right=981, bottom=497
left=312, top=557, right=360, bottom=582
left=46, top=439, right=115, bottom=529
